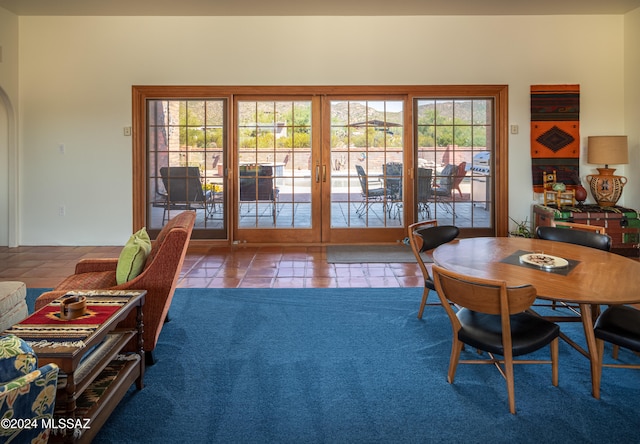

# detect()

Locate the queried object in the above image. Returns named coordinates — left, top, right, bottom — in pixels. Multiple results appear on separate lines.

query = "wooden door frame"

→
left=232, top=95, right=322, bottom=244
left=132, top=85, right=509, bottom=241
left=320, top=94, right=410, bottom=244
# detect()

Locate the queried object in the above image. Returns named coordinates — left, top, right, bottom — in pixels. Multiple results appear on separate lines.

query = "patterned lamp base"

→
left=587, top=168, right=627, bottom=207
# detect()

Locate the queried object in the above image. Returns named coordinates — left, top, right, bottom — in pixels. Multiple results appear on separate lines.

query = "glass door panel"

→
left=415, top=98, right=494, bottom=231
left=135, top=85, right=508, bottom=242
left=323, top=98, right=407, bottom=243
left=235, top=98, right=320, bottom=243
left=146, top=99, right=226, bottom=239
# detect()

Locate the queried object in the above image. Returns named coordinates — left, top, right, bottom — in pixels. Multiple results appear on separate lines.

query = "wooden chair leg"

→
left=504, top=352, right=516, bottom=414
left=417, top=287, right=429, bottom=319
left=596, top=338, right=605, bottom=390
left=447, top=339, right=464, bottom=384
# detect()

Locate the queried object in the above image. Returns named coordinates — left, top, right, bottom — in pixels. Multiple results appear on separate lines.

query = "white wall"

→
left=0, top=7, right=18, bottom=246
left=0, top=93, right=8, bottom=246
left=625, top=8, right=640, bottom=208
left=2, top=13, right=635, bottom=245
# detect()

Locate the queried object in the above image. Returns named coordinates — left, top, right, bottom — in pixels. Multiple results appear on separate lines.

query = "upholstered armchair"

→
left=0, top=334, right=59, bottom=444
left=34, top=211, right=196, bottom=364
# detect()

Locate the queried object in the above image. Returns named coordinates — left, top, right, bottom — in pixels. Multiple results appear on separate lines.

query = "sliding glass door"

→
left=146, top=98, right=227, bottom=239
left=132, top=85, right=509, bottom=242
left=322, top=97, right=407, bottom=243
left=234, top=97, right=321, bottom=243
left=235, top=96, right=408, bottom=244
left=414, top=98, right=495, bottom=235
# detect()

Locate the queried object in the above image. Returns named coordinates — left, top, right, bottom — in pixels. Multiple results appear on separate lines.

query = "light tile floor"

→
left=0, top=245, right=424, bottom=289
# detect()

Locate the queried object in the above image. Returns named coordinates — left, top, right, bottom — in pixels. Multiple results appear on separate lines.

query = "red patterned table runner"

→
left=3, top=294, right=131, bottom=348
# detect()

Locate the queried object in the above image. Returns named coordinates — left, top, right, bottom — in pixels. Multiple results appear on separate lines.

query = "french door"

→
left=234, top=96, right=321, bottom=243
left=321, top=96, right=407, bottom=243
left=132, top=85, right=509, bottom=243
left=235, top=95, right=407, bottom=244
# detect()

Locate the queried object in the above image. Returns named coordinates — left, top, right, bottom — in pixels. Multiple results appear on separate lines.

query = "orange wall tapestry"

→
left=530, top=84, right=580, bottom=193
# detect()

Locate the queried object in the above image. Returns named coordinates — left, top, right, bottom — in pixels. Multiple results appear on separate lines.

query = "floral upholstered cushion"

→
left=0, top=335, right=59, bottom=443
left=0, top=334, right=37, bottom=383
left=116, top=227, right=152, bottom=285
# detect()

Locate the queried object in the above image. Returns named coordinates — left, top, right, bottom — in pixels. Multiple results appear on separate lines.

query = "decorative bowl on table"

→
left=519, top=253, right=569, bottom=269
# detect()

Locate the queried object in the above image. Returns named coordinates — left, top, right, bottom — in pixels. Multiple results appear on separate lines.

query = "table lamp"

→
left=586, top=135, right=628, bottom=207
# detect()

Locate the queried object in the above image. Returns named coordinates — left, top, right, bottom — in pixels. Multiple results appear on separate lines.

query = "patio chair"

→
left=432, top=264, right=560, bottom=414
left=239, top=164, right=279, bottom=224
left=452, top=161, right=467, bottom=198
left=432, top=163, right=457, bottom=199
left=160, top=166, right=212, bottom=222
left=383, top=162, right=403, bottom=199
left=431, top=163, right=459, bottom=214
left=383, top=162, right=403, bottom=219
left=416, top=167, right=433, bottom=219
left=355, top=165, right=386, bottom=217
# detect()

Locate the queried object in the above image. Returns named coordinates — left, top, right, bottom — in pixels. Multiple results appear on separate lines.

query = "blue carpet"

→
left=25, top=288, right=639, bottom=443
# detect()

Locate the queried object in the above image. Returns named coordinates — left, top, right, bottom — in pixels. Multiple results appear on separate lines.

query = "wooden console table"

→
left=533, top=203, right=640, bottom=258
left=3, top=290, right=145, bottom=443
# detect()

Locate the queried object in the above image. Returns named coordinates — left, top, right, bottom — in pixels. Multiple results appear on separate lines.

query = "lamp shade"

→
left=587, top=136, right=628, bottom=166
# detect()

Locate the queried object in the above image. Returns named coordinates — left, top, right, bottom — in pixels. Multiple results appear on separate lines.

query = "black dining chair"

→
left=432, top=264, right=560, bottom=414
left=594, top=304, right=640, bottom=387
left=535, top=225, right=612, bottom=312
left=535, top=226, right=612, bottom=251
left=407, top=220, right=459, bottom=319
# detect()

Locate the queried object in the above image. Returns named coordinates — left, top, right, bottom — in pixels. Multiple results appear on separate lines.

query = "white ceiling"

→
left=1, top=0, right=640, bottom=16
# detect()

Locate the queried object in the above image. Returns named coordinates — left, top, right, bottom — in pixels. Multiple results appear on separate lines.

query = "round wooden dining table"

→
left=433, top=236, right=640, bottom=399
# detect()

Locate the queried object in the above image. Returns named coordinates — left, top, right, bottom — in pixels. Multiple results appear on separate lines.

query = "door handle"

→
left=315, top=165, right=320, bottom=183
left=322, top=165, right=327, bottom=183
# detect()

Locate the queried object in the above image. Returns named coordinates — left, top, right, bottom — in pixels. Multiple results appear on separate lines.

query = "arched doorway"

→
left=0, top=87, right=18, bottom=247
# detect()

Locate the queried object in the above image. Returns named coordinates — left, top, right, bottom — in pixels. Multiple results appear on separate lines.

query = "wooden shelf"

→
left=52, top=356, right=141, bottom=444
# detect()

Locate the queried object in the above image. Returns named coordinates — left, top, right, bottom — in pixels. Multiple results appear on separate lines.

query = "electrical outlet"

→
left=124, top=127, right=132, bottom=136
left=510, top=125, right=519, bottom=135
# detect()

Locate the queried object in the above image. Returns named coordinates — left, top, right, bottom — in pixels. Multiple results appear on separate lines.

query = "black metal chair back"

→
left=383, top=162, right=403, bottom=199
